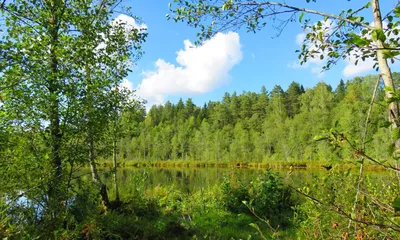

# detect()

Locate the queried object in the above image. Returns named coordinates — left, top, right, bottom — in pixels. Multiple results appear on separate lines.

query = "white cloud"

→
left=343, top=49, right=375, bottom=77
left=111, top=14, right=147, bottom=31
left=96, top=14, right=147, bottom=70
left=296, top=33, right=306, bottom=45
left=98, top=14, right=147, bottom=51
left=136, top=32, right=242, bottom=106
left=120, top=78, right=133, bottom=91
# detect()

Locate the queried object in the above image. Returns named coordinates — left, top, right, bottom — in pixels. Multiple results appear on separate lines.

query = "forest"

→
left=2, top=0, right=400, bottom=239
left=121, top=75, right=393, bottom=164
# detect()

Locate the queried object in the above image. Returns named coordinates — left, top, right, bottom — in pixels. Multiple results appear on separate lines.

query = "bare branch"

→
left=348, top=74, right=382, bottom=231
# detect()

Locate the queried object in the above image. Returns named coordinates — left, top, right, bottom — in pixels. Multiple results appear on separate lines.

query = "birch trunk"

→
left=86, top=65, right=110, bottom=208
left=372, top=0, right=400, bottom=178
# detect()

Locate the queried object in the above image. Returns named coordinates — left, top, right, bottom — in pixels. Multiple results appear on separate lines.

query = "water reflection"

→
left=96, top=167, right=395, bottom=196
left=97, top=167, right=316, bottom=194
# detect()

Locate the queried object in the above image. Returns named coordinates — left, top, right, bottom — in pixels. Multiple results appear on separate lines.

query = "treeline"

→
left=118, top=73, right=397, bottom=163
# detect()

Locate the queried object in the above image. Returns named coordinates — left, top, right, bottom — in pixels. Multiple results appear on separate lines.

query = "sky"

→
left=120, top=0, right=400, bottom=109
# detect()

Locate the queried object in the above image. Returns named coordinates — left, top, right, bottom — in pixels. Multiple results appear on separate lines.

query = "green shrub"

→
left=249, top=169, right=296, bottom=228
left=221, top=178, right=250, bottom=214
left=221, top=169, right=297, bottom=228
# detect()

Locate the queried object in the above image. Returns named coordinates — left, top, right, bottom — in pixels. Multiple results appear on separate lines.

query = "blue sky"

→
left=121, top=0, right=400, bottom=108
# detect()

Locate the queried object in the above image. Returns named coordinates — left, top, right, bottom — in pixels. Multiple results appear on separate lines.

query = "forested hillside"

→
left=118, top=73, right=396, bottom=163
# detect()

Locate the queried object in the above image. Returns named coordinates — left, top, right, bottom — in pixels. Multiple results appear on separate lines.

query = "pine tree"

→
left=285, top=81, right=303, bottom=118
left=334, top=79, right=347, bottom=103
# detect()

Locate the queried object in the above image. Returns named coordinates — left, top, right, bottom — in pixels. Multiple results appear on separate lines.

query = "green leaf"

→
left=395, top=6, right=400, bottom=17
left=363, top=138, right=373, bottom=144
left=344, top=168, right=351, bottom=177
left=379, top=121, right=392, bottom=128
left=392, top=128, right=400, bottom=140
left=334, top=120, right=339, bottom=128
left=383, top=86, right=395, bottom=92
left=389, top=143, right=396, bottom=155
left=313, top=135, right=328, bottom=141
left=382, top=50, right=400, bottom=59
left=371, top=29, right=386, bottom=42
left=385, top=97, right=396, bottom=104
left=299, top=12, right=305, bottom=23
left=318, top=31, right=323, bottom=41
left=393, top=196, right=400, bottom=212
left=347, top=33, right=370, bottom=46
left=249, top=223, right=261, bottom=231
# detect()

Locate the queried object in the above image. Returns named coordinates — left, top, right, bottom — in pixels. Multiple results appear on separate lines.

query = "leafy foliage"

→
left=0, top=0, right=146, bottom=237
left=222, top=170, right=296, bottom=228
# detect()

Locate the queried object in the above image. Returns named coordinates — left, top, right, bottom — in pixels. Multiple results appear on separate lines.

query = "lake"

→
left=97, top=167, right=318, bottom=193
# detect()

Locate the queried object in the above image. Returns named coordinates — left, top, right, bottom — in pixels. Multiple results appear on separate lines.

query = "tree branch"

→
left=289, top=185, right=400, bottom=232
left=239, top=1, right=374, bottom=30
left=0, top=0, right=6, bottom=9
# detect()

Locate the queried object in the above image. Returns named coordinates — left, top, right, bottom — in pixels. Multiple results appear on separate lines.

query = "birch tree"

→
left=0, top=0, right=146, bottom=234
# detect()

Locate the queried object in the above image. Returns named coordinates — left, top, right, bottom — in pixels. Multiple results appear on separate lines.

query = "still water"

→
left=97, top=167, right=331, bottom=193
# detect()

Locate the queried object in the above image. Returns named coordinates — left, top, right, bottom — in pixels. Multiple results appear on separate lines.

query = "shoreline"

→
left=98, top=159, right=387, bottom=171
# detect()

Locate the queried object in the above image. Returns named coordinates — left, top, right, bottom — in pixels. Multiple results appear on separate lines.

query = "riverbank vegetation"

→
left=1, top=170, right=299, bottom=239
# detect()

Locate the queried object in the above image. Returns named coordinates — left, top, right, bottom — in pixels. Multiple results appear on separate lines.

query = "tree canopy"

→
left=120, top=74, right=394, bottom=163
left=0, top=0, right=146, bottom=236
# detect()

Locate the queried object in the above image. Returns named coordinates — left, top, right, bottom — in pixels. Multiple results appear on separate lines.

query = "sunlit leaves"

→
left=371, top=29, right=386, bottom=42
left=394, top=6, right=400, bottom=17
left=346, top=33, right=371, bottom=47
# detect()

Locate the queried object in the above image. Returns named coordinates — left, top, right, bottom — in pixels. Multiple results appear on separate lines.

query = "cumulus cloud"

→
left=111, top=14, right=147, bottom=31
left=136, top=32, right=242, bottom=106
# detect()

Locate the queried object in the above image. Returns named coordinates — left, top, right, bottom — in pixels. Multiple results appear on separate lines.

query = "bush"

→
left=221, top=178, right=250, bottom=214
left=221, top=169, right=297, bottom=228
left=249, top=169, right=296, bottom=228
